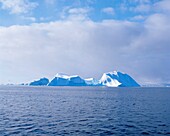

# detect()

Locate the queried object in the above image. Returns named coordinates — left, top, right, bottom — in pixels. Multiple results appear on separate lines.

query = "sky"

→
left=0, top=0, right=170, bottom=85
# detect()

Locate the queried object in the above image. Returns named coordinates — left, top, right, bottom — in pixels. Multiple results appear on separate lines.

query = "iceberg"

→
left=85, top=78, right=102, bottom=86
left=29, top=77, right=49, bottom=86
left=69, top=75, right=86, bottom=86
left=28, top=71, right=140, bottom=87
left=48, top=73, right=86, bottom=86
left=48, top=73, right=69, bottom=86
left=100, top=71, right=140, bottom=87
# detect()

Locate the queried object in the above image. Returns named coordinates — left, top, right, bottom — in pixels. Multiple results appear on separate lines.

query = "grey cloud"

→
left=154, top=0, right=170, bottom=13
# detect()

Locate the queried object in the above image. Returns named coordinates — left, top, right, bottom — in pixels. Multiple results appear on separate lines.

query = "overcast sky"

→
left=0, top=0, right=170, bottom=85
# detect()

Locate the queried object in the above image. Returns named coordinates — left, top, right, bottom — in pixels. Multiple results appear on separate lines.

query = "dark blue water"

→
left=0, top=86, right=170, bottom=136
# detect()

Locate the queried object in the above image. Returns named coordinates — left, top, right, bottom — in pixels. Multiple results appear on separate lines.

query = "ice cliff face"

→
left=29, top=78, right=49, bottom=86
left=48, top=73, right=86, bottom=86
left=29, top=71, right=140, bottom=87
left=100, top=71, right=140, bottom=87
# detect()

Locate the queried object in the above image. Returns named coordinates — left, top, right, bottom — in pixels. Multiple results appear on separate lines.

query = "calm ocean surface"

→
left=0, top=86, right=170, bottom=136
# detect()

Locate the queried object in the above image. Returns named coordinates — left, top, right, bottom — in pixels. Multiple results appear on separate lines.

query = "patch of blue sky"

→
left=0, top=0, right=165, bottom=25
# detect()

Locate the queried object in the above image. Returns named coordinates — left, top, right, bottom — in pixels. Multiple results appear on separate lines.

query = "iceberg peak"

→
left=29, top=77, right=49, bottom=86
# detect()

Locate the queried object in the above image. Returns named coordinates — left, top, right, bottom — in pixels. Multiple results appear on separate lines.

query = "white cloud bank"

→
left=0, top=0, right=170, bottom=84
left=0, top=12, right=170, bottom=84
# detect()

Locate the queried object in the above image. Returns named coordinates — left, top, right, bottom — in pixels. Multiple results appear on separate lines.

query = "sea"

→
left=0, top=86, right=170, bottom=136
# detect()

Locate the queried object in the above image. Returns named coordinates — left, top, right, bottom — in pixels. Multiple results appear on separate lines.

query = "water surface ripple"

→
left=0, top=86, right=170, bottom=135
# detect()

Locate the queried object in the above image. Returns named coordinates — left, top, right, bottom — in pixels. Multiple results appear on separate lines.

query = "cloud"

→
left=154, top=0, right=170, bottom=13
left=86, top=0, right=96, bottom=4
left=60, top=7, right=91, bottom=21
left=131, top=15, right=146, bottom=21
left=0, top=0, right=170, bottom=84
left=127, top=13, right=170, bottom=82
left=68, top=8, right=90, bottom=14
left=0, top=12, right=170, bottom=84
left=21, top=16, right=36, bottom=22
left=0, top=20, right=141, bottom=84
left=126, top=0, right=170, bottom=15
left=132, top=4, right=151, bottom=13
left=44, top=0, right=56, bottom=5
left=129, top=0, right=150, bottom=4
left=0, top=0, right=38, bottom=14
left=102, top=7, right=115, bottom=16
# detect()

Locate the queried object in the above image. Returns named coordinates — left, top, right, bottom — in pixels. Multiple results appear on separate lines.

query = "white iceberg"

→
left=29, top=71, right=140, bottom=87
left=48, top=73, right=86, bottom=86
left=100, top=71, right=140, bottom=87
